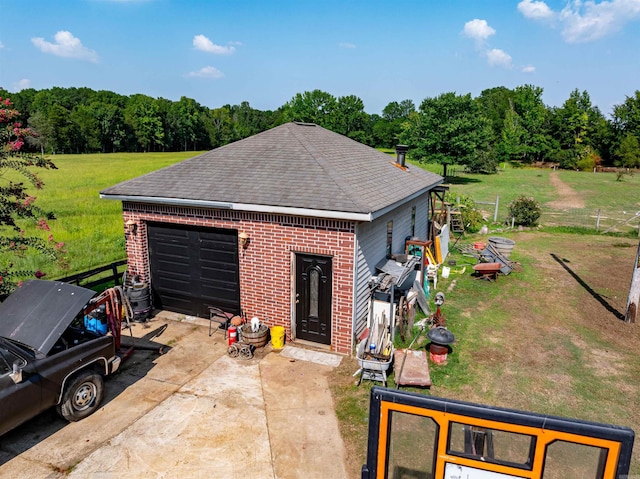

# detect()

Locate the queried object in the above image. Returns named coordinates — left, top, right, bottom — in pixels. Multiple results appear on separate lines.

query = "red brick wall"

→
left=122, top=203, right=356, bottom=354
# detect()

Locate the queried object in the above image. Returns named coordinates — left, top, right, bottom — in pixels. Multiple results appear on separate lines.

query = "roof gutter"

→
left=100, top=194, right=374, bottom=222
left=368, top=179, right=444, bottom=221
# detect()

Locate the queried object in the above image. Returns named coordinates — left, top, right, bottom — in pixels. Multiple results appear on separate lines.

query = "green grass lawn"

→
left=2, top=151, right=203, bottom=278
left=411, top=161, right=640, bottom=231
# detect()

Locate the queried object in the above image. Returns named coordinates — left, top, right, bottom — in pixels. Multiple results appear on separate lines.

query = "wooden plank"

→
left=412, top=280, right=430, bottom=316
left=625, top=241, right=640, bottom=323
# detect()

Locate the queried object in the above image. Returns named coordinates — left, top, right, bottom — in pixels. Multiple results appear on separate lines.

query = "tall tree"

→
left=26, top=110, right=53, bottom=155
left=613, top=90, right=640, bottom=136
left=124, top=94, right=164, bottom=152
left=376, top=99, right=416, bottom=148
left=70, top=104, right=100, bottom=153
left=47, top=104, right=73, bottom=154
left=548, top=89, right=603, bottom=169
left=477, top=86, right=515, bottom=143
left=496, top=100, right=526, bottom=163
left=206, top=106, right=235, bottom=147
left=399, top=92, right=495, bottom=175
left=614, top=133, right=640, bottom=168
left=612, top=90, right=640, bottom=164
left=91, top=102, right=126, bottom=153
left=166, top=97, right=203, bottom=151
left=230, top=101, right=271, bottom=140
left=510, top=84, right=552, bottom=163
left=334, top=95, right=368, bottom=138
left=283, top=90, right=337, bottom=129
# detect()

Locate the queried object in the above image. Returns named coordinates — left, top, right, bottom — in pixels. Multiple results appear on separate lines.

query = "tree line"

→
left=1, top=85, right=639, bottom=172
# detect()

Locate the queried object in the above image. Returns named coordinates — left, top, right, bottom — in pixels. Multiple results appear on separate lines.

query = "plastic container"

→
left=84, top=315, right=108, bottom=335
left=488, top=236, right=515, bottom=258
left=270, top=325, right=285, bottom=349
left=429, top=343, right=449, bottom=364
left=126, top=284, right=151, bottom=321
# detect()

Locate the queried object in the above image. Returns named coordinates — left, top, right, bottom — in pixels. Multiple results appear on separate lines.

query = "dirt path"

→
left=547, top=171, right=585, bottom=209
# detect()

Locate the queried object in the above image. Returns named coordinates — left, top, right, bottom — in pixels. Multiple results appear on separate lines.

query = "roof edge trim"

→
left=369, top=180, right=445, bottom=221
left=100, top=194, right=373, bottom=222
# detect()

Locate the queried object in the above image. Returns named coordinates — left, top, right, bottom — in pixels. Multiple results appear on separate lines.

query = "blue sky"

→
left=1, top=0, right=639, bottom=116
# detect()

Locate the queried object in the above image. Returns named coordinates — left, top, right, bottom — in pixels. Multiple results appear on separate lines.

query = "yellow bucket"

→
left=270, top=326, right=285, bottom=349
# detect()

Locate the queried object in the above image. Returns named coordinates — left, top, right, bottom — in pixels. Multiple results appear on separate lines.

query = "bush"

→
left=507, top=195, right=541, bottom=226
left=445, top=192, right=484, bottom=233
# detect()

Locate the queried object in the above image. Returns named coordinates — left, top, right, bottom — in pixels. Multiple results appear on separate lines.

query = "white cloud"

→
left=522, top=65, right=536, bottom=73
left=462, top=19, right=515, bottom=68
left=462, top=19, right=496, bottom=43
left=560, top=0, right=640, bottom=42
left=186, top=66, right=224, bottom=79
left=0, top=41, right=4, bottom=49
left=486, top=48, right=513, bottom=68
left=31, top=31, right=98, bottom=62
left=518, top=0, right=640, bottom=43
left=193, top=34, right=235, bottom=54
left=518, top=0, right=554, bottom=20
left=14, top=79, right=31, bottom=90
left=339, top=42, right=356, bottom=49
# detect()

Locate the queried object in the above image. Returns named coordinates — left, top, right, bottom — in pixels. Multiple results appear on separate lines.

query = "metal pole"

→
left=493, top=196, right=499, bottom=223
left=625, top=241, right=640, bottom=323
left=596, top=209, right=601, bottom=232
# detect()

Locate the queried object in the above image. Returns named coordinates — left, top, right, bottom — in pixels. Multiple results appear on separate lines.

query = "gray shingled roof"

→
left=100, top=122, right=443, bottom=217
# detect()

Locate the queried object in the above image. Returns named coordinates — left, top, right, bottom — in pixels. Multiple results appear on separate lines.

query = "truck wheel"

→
left=58, top=372, right=104, bottom=422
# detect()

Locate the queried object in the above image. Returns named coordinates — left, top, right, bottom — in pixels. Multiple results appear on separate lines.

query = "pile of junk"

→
left=355, top=238, right=456, bottom=389
left=459, top=236, right=518, bottom=282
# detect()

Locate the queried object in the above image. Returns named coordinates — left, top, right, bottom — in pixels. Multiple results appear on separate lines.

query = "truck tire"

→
left=58, top=372, right=104, bottom=422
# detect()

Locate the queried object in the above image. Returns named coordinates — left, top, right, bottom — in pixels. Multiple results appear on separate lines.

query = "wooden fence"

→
left=56, top=260, right=128, bottom=290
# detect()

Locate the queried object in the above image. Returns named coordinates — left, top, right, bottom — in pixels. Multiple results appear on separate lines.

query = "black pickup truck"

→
left=0, top=280, right=122, bottom=436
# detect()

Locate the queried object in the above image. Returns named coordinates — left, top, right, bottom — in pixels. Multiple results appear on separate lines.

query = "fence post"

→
left=596, top=209, right=601, bottom=232
left=112, top=262, right=120, bottom=285
left=625, top=241, right=640, bottom=323
left=493, top=196, right=499, bottom=223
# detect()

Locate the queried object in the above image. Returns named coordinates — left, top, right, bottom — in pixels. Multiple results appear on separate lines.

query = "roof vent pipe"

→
left=395, top=144, right=409, bottom=167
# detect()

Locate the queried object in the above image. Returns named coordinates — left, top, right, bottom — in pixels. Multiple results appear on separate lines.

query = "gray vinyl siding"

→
left=352, top=192, right=431, bottom=344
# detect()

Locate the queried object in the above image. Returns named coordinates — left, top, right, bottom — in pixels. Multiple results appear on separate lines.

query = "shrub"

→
left=445, top=192, right=484, bottom=233
left=507, top=195, right=541, bottom=226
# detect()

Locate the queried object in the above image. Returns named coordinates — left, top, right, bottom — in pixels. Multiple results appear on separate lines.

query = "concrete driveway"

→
left=0, top=313, right=348, bottom=478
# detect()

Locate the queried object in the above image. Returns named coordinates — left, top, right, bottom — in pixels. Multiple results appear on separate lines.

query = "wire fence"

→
left=539, top=207, right=640, bottom=236
left=468, top=198, right=640, bottom=236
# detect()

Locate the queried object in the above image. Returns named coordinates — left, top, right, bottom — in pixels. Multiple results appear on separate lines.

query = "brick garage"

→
left=102, top=123, right=442, bottom=354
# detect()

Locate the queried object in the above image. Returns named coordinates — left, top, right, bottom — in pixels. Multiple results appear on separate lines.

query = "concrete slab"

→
left=69, top=355, right=274, bottom=479
left=0, top=317, right=349, bottom=479
left=279, top=345, right=343, bottom=368
left=260, top=353, right=348, bottom=479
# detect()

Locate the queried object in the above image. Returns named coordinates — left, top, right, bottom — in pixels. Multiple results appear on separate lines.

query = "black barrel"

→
left=126, top=284, right=151, bottom=322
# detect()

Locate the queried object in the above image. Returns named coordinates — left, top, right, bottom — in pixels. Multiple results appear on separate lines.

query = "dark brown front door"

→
left=295, top=254, right=332, bottom=345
